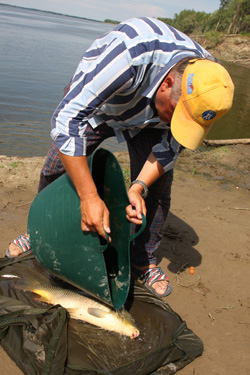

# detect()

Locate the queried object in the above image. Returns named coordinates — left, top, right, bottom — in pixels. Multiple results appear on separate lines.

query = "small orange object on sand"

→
left=190, top=266, right=195, bottom=274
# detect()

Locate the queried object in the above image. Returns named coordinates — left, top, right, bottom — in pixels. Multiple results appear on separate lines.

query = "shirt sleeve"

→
left=51, top=39, right=135, bottom=156
left=152, top=130, right=185, bottom=172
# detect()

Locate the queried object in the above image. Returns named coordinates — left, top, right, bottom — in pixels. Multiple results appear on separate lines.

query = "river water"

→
left=0, top=4, right=249, bottom=157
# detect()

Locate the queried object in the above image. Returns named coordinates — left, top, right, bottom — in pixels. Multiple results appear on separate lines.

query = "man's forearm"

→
left=134, top=152, right=164, bottom=188
left=57, top=150, right=97, bottom=200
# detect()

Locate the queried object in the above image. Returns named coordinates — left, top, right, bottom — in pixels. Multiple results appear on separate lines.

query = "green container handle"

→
left=129, top=213, right=147, bottom=241
left=97, top=230, right=109, bottom=253
left=98, top=213, right=146, bottom=251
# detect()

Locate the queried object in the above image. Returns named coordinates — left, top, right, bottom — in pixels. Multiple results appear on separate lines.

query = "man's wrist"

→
left=129, top=180, right=148, bottom=199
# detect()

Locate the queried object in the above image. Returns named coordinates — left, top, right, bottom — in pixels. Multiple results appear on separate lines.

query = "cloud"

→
left=74, top=0, right=164, bottom=20
left=76, top=0, right=220, bottom=21
left=3, top=0, right=221, bottom=21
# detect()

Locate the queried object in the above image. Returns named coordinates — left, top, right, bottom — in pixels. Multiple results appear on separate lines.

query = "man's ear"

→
left=161, top=74, right=175, bottom=91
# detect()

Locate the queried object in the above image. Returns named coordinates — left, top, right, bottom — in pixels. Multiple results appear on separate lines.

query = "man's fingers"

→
left=101, top=210, right=111, bottom=242
left=96, top=223, right=112, bottom=243
left=82, top=220, right=111, bottom=243
left=126, top=204, right=138, bottom=217
left=126, top=214, right=143, bottom=225
left=103, top=210, right=111, bottom=233
left=82, top=222, right=96, bottom=232
left=80, top=197, right=111, bottom=242
left=126, top=203, right=145, bottom=219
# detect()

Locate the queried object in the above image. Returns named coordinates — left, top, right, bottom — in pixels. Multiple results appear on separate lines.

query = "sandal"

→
left=6, top=234, right=32, bottom=258
left=132, top=266, right=172, bottom=298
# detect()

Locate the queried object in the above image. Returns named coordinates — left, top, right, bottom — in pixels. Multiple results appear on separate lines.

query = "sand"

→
left=0, top=144, right=249, bottom=374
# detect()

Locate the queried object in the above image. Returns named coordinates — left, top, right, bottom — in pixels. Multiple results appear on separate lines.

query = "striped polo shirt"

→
left=51, top=17, right=212, bottom=171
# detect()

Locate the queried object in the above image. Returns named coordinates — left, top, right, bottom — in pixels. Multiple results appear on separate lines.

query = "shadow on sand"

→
left=157, top=211, right=202, bottom=274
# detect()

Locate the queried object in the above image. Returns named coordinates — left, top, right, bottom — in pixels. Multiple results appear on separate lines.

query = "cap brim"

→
left=171, top=98, right=214, bottom=150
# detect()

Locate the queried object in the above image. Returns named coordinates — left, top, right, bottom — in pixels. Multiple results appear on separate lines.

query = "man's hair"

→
left=170, top=57, right=195, bottom=103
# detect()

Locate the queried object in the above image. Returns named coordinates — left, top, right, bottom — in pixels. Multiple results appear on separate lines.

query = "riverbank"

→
left=0, top=144, right=249, bottom=374
left=193, top=34, right=250, bottom=67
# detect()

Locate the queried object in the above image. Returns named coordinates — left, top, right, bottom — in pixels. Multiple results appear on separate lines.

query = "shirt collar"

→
left=142, top=52, right=201, bottom=99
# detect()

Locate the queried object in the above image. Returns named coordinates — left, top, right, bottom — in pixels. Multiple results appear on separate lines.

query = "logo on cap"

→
left=187, top=73, right=194, bottom=94
left=202, top=110, right=216, bottom=121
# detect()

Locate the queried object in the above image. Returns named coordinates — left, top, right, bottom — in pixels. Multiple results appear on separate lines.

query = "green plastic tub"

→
left=28, top=148, right=146, bottom=309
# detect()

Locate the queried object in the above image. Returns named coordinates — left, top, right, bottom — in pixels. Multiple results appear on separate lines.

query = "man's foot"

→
left=6, top=234, right=31, bottom=258
left=132, top=265, right=172, bottom=297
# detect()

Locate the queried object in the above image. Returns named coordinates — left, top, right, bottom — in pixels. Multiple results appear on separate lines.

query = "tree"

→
left=216, top=0, right=230, bottom=31
left=227, top=0, right=250, bottom=34
left=158, top=0, right=250, bottom=35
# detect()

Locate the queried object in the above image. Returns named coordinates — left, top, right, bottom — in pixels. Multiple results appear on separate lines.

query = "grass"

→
left=7, top=161, right=24, bottom=169
left=122, top=167, right=131, bottom=185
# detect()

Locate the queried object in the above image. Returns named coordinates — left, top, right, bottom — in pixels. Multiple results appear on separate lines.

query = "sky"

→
left=1, top=0, right=221, bottom=22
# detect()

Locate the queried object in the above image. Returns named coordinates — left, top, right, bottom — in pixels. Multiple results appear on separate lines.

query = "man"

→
left=7, top=17, right=234, bottom=298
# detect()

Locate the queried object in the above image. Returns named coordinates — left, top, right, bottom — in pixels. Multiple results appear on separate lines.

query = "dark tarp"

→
left=0, top=255, right=203, bottom=375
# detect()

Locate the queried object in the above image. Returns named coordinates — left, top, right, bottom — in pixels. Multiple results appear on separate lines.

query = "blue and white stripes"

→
left=51, top=17, right=212, bottom=169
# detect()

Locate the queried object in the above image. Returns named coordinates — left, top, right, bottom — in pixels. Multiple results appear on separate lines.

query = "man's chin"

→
left=159, top=115, right=170, bottom=123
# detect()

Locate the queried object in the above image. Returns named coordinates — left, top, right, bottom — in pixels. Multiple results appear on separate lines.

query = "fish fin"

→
left=87, top=307, right=108, bottom=318
left=118, top=307, right=135, bottom=322
left=32, top=293, right=51, bottom=303
left=14, top=277, right=52, bottom=303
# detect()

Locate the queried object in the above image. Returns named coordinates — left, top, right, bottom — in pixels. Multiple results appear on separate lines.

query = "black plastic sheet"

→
left=0, top=255, right=203, bottom=375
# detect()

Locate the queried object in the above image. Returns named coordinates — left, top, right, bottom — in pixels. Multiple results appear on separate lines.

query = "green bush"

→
left=204, top=31, right=225, bottom=48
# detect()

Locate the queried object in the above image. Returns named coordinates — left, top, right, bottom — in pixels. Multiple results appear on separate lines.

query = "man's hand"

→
left=126, top=151, right=165, bottom=224
left=57, top=150, right=111, bottom=242
left=126, top=187, right=147, bottom=225
left=80, top=193, right=111, bottom=241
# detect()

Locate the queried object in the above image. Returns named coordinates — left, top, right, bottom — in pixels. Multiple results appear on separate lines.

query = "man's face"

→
left=155, top=75, right=177, bottom=124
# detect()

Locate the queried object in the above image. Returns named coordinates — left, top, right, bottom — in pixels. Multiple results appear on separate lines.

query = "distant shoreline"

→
left=0, top=2, right=104, bottom=24
left=1, top=3, right=249, bottom=67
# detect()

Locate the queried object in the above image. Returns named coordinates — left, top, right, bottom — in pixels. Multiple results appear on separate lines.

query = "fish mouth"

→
left=131, top=329, right=140, bottom=339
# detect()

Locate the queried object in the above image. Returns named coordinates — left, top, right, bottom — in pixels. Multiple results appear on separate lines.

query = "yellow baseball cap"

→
left=171, top=59, right=234, bottom=150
